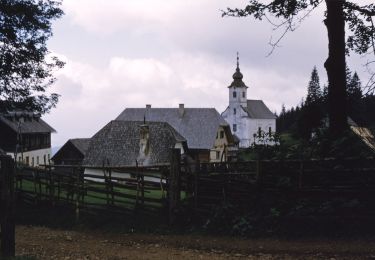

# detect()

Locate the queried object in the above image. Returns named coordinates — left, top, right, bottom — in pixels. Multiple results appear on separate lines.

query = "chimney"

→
left=139, top=124, right=150, bottom=157
left=179, top=104, right=185, bottom=117
left=146, top=104, right=151, bottom=109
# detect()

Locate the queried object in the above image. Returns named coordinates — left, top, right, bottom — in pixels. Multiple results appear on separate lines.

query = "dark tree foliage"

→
left=298, top=67, right=324, bottom=139
left=306, top=66, right=322, bottom=105
left=277, top=66, right=374, bottom=136
left=223, top=0, right=375, bottom=137
left=0, top=0, right=64, bottom=114
left=346, top=69, right=364, bottom=123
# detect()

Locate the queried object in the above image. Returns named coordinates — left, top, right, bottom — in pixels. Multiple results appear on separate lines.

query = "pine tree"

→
left=306, top=67, right=322, bottom=105
left=347, top=71, right=363, bottom=124
left=347, top=72, right=362, bottom=100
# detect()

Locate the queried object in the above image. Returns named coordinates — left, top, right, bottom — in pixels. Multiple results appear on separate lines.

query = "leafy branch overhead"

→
left=223, top=1, right=375, bottom=93
left=0, top=0, right=64, bottom=114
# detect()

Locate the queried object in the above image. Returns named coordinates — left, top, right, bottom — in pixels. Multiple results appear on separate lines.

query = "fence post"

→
left=1, top=155, right=15, bottom=257
left=256, top=159, right=262, bottom=184
left=168, top=148, right=181, bottom=225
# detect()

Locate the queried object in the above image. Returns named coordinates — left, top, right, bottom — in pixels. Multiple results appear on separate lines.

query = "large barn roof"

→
left=242, top=100, right=276, bottom=119
left=69, top=138, right=91, bottom=156
left=0, top=111, right=55, bottom=134
left=116, top=107, right=229, bottom=150
left=83, top=121, right=186, bottom=167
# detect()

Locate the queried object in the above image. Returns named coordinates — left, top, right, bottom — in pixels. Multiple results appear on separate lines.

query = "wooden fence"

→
left=15, top=149, right=182, bottom=222
left=184, top=158, right=375, bottom=214
left=13, top=156, right=375, bottom=221
left=0, top=155, right=15, bottom=257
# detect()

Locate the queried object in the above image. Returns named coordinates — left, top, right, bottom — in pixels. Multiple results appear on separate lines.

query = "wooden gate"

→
left=0, top=155, right=15, bottom=257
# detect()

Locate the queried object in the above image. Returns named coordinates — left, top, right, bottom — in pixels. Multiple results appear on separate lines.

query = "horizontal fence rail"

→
left=12, top=157, right=375, bottom=219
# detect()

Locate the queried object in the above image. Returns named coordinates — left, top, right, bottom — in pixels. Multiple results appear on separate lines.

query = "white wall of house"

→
left=7, top=147, right=51, bottom=166
left=244, top=118, right=276, bottom=147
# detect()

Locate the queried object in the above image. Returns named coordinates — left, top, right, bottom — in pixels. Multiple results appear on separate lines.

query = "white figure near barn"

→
left=222, top=54, right=276, bottom=148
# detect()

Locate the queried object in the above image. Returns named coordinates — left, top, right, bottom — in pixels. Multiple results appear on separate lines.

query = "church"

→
left=221, top=55, right=276, bottom=148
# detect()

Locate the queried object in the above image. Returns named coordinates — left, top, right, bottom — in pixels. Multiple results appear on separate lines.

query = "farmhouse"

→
left=0, top=111, right=55, bottom=166
left=221, top=55, right=276, bottom=148
left=83, top=121, right=187, bottom=167
left=116, top=104, right=237, bottom=162
left=51, top=138, right=90, bottom=165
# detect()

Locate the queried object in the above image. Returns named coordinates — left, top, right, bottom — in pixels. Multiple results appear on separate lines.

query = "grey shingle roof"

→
left=116, top=108, right=229, bottom=150
left=0, top=112, right=55, bottom=133
left=83, top=121, right=186, bottom=167
left=242, top=100, right=276, bottom=119
left=70, top=138, right=91, bottom=155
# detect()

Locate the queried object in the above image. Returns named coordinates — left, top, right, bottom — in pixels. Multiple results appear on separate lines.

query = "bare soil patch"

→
left=15, top=225, right=375, bottom=259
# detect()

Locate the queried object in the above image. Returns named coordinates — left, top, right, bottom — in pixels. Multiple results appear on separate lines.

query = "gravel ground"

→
left=15, top=225, right=375, bottom=260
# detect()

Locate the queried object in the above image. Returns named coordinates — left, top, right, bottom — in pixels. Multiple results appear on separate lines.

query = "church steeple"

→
left=229, top=52, right=248, bottom=88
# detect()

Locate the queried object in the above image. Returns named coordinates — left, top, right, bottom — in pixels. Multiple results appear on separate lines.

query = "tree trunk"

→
left=324, top=0, right=348, bottom=137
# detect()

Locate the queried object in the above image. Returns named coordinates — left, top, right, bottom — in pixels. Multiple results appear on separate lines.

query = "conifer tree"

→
left=306, top=66, right=322, bottom=105
left=347, top=71, right=363, bottom=123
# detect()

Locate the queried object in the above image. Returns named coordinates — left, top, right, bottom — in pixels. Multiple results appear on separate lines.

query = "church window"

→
left=242, top=92, right=245, bottom=98
left=216, top=151, right=220, bottom=159
left=233, top=91, right=237, bottom=98
left=233, top=124, right=237, bottom=132
left=233, top=108, right=236, bottom=115
left=220, top=131, right=224, bottom=139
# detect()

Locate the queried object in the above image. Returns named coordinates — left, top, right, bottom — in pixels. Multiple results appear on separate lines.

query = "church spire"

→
left=229, top=52, right=248, bottom=88
left=236, top=51, right=239, bottom=70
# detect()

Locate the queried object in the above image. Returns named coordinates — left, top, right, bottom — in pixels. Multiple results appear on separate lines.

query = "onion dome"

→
left=229, top=52, right=248, bottom=88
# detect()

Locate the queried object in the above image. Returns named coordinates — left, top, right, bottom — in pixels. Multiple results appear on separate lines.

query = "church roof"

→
left=116, top=107, right=229, bottom=150
left=242, top=100, right=276, bottom=119
left=83, top=121, right=186, bottom=167
left=229, top=54, right=248, bottom=89
left=0, top=111, right=55, bottom=134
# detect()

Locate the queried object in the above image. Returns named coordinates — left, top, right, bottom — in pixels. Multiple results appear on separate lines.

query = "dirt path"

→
left=16, top=225, right=375, bottom=259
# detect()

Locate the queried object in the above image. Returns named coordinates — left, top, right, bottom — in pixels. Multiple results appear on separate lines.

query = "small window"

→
left=216, top=151, right=220, bottom=160
left=37, top=156, right=39, bottom=165
left=32, top=157, right=34, bottom=166
left=43, top=155, right=46, bottom=164
left=258, top=127, right=261, bottom=136
left=233, top=124, right=237, bottom=132
left=269, top=127, right=272, bottom=135
left=220, top=131, right=224, bottom=139
left=233, top=91, right=237, bottom=98
left=242, top=92, right=245, bottom=98
left=25, top=156, right=29, bottom=165
left=233, top=108, right=236, bottom=115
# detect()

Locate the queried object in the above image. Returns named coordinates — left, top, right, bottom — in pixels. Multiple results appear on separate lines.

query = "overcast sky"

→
left=44, top=0, right=373, bottom=148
